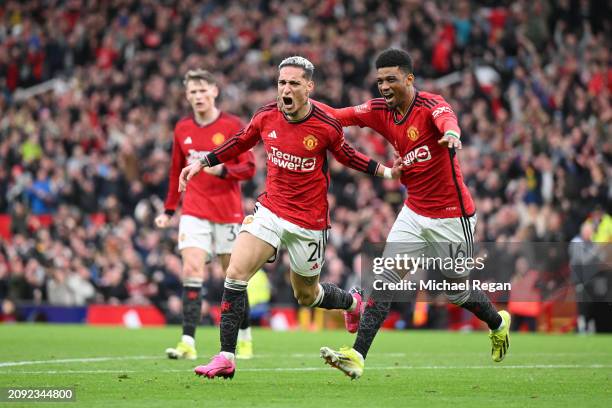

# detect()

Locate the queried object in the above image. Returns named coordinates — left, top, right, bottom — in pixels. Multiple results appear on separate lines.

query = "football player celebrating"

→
left=179, top=56, right=402, bottom=379
left=318, top=49, right=510, bottom=379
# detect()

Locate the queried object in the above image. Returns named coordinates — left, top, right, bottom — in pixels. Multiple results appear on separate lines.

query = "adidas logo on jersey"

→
left=267, top=130, right=277, bottom=139
left=184, top=137, right=193, bottom=144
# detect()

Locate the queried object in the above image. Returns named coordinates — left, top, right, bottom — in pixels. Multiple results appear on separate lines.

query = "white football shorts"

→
left=240, top=203, right=328, bottom=277
left=178, top=215, right=240, bottom=257
left=383, top=205, right=477, bottom=277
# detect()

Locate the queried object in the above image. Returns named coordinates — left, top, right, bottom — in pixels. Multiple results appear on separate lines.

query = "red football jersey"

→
left=206, top=102, right=380, bottom=230
left=317, top=91, right=475, bottom=218
left=164, top=112, right=255, bottom=223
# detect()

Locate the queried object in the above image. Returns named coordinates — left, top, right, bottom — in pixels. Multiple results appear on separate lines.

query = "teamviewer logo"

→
left=402, top=145, right=432, bottom=166
left=301, top=158, right=316, bottom=171
left=268, top=147, right=317, bottom=172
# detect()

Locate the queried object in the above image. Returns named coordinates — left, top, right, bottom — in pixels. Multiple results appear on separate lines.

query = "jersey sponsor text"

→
left=268, top=146, right=317, bottom=171
left=402, top=145, right=432, bottom=166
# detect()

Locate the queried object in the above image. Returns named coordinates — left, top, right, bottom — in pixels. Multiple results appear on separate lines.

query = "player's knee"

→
left=225, top=263, right=250, bottom=281
left=294, top=290, right=317, bottom=307
left=182, top=261, right=203, bottom=279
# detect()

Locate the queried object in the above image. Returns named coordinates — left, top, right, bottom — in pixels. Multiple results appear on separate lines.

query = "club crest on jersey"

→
left=303, top=135, right=318, bottom=151
left=407, top=126, right=420, bottom=141
left=212, top=133, right=225, bottom=145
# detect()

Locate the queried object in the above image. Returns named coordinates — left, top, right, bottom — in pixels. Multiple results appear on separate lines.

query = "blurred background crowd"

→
left=0, top=0, right=610, bottom=330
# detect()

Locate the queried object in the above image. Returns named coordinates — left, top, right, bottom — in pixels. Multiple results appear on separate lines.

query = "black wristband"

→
left=367, top=159, right=379, bottom=176
left=164, top=209, right=175, bottom=216
left=199, top=156, right=211, bottom=167
left=206, top=152, right=220, bottom=167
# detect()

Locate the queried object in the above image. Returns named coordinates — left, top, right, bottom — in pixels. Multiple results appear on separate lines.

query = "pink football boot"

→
left=194, top=354, right=236, bottom=379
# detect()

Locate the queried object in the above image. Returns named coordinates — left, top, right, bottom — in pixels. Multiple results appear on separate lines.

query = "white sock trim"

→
left=183, top=277, right=204, bottom=288
left=238, top=327, right=252, bottom=342
left=348, top=296, right=357, bottom=312
left=181, top=335, right=195, bottom=346
left=224, top=277, right=248, bottom=291
left=493, top=314, right=505, bottom=332
left=220, top=351, right=235, bottom=361
left=308, top=284, right=325, bottom=308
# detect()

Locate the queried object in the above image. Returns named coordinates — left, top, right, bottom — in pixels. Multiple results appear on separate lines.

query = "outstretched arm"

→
left=313, top=100, right=364, bottom=127
left=329, top=133, right=401, bottom=179
left=433, top=102, right=462, bottom=150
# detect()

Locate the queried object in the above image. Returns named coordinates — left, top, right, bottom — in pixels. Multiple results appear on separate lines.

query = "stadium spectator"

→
left=508, top=257, right=542, bottom=332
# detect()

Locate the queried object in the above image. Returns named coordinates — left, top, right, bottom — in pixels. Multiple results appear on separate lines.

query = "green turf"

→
left=0, top=325, right=611, bottom=407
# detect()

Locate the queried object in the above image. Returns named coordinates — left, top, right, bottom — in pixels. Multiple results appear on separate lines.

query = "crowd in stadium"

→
left=0, top=1, right=610, bottom=328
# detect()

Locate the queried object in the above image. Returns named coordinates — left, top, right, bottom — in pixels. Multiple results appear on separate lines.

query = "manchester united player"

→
left=156, top=69, right=256, bottom=361
left=318, top=49, right=511, bottom=378
left=179, top=56, right=402, bottom=379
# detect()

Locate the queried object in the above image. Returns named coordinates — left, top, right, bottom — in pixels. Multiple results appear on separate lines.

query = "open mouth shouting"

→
left=281, top=96, right=295, bottom=112
left=382, top=92, right=395, bottom=106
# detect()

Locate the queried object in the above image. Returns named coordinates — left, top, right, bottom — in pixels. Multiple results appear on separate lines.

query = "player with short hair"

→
left=318, top=49, right=511, bottom=379
left=178, top=56, right=402, bottom=379
left=157, top=69, right=256, bottom=361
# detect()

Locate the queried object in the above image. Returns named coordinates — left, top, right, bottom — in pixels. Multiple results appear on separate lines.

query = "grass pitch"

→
left=0, top=324, right=611, bottom=407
